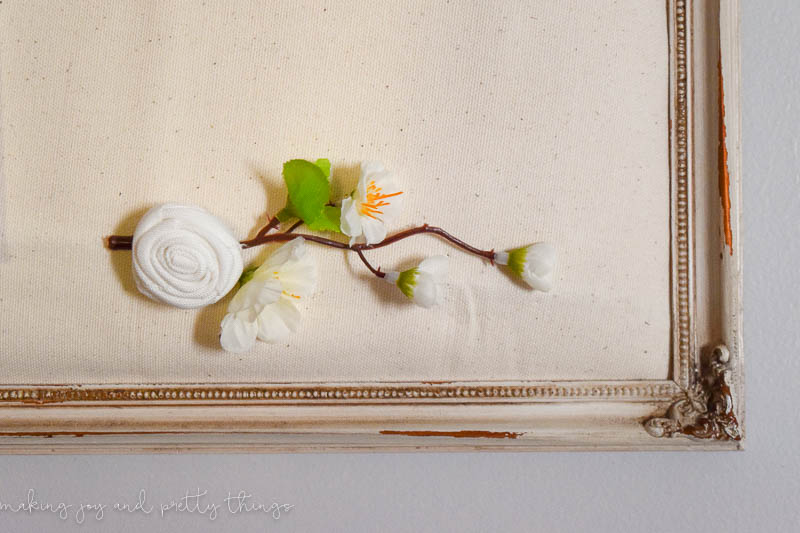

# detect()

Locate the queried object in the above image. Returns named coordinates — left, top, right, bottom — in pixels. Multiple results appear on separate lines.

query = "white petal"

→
left=226, top=278, right=282, bottom=319
left=521, top=243, right=556, bottom=292
left=259, top=236, right=317, bottom=298
left=360, top=161, right=385, bottom=177
left=527, top=243, right=556, bottom=266
left=375, top=194, right=403, bottom=223
left=412, top=274, right=442, bottom=308
left=256, top=298, right=302, bottom=343
left=361, top=217, right=387, bottom=245
left=356, top=172, right=369, bottom=200
left=521, top=272, right=553, bottom=292
left=357, top=161, right=388, bottom=201
left=257, top=237, right=305, bottom=272
left=276, top=254, right=318, bottom=298
left=340, top=196, right=362, bottom=239
left=220, top=312, right=258, bottom=353
left=368, top=168, right=397, bottom=188
left=418, top=255, right=448, bottom=281
left=368, top=175, right=403, bottom=223
left=366, top=169, right=394, bottom=187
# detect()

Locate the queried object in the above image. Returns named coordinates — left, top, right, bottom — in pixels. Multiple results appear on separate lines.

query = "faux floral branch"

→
left=106, top=159, right=556, bottom=352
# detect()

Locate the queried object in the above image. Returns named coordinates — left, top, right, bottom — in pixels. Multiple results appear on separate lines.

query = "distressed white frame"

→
left=0, top=0, right=743, bottom=453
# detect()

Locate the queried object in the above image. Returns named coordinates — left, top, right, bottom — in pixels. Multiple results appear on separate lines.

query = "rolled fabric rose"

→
left=132, top=203, right=244, bottom=309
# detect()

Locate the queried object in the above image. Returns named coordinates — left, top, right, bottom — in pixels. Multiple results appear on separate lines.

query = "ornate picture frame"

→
left=0, top=0, right=743, bottom=452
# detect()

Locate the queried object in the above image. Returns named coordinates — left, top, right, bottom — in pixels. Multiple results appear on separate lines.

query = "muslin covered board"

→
left=0, top=0, right=669, bottom=383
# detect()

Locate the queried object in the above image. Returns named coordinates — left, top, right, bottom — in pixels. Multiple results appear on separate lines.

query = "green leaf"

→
left=276, top=204, right=297, bottom=223
left=276, top=158, right=339, bottom=232
left=306, top=205, right=342, bottom=233
left=314, top=158, right=331, bottom=179
left=281, top=159, right=330, bottom=225
left=238, top=264, right=259, bottom=287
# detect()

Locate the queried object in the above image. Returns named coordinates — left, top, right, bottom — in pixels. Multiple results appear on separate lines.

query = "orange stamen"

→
left=359, top=180, right=403, bottom=219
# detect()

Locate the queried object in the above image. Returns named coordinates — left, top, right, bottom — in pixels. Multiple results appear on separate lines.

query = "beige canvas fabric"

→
left=0, top=1, right=670, bottom=384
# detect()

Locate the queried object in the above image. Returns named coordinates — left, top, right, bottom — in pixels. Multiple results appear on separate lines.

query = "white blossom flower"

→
left=340, top=161, right=403, bottom=245
left=383, top=255, right=448, bottom=308
left=219, top=278, right=282, bottom=353
left=131, top=203, right=243, bottom=309
left=220, top=237, right=317, bottom=352
left=494, top=243, right=556, bottom=291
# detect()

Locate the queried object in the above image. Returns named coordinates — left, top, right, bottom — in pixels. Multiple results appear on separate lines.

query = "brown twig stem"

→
left=286, top=220, right=303, bottom=233
left=106, top=224, right=496, bottom=278
left=254, top=215, right=280, bottom=239
left=356, top=249, right=385, bottom=278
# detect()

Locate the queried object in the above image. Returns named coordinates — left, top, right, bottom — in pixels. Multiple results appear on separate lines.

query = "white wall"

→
left=0, top=2, right=797, bottom=531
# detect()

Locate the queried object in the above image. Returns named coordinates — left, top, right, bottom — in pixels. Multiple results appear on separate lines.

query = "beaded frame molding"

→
left=0, top=0, right=743, bottom=452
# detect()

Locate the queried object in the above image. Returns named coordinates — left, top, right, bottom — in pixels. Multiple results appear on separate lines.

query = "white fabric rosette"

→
left=132, top=204, right=243, bottom=309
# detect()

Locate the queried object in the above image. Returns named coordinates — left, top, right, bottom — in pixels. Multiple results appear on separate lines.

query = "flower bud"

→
left=383, top=255, right=448, bottom=308
left=495, top=243, right=555, bottom=291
